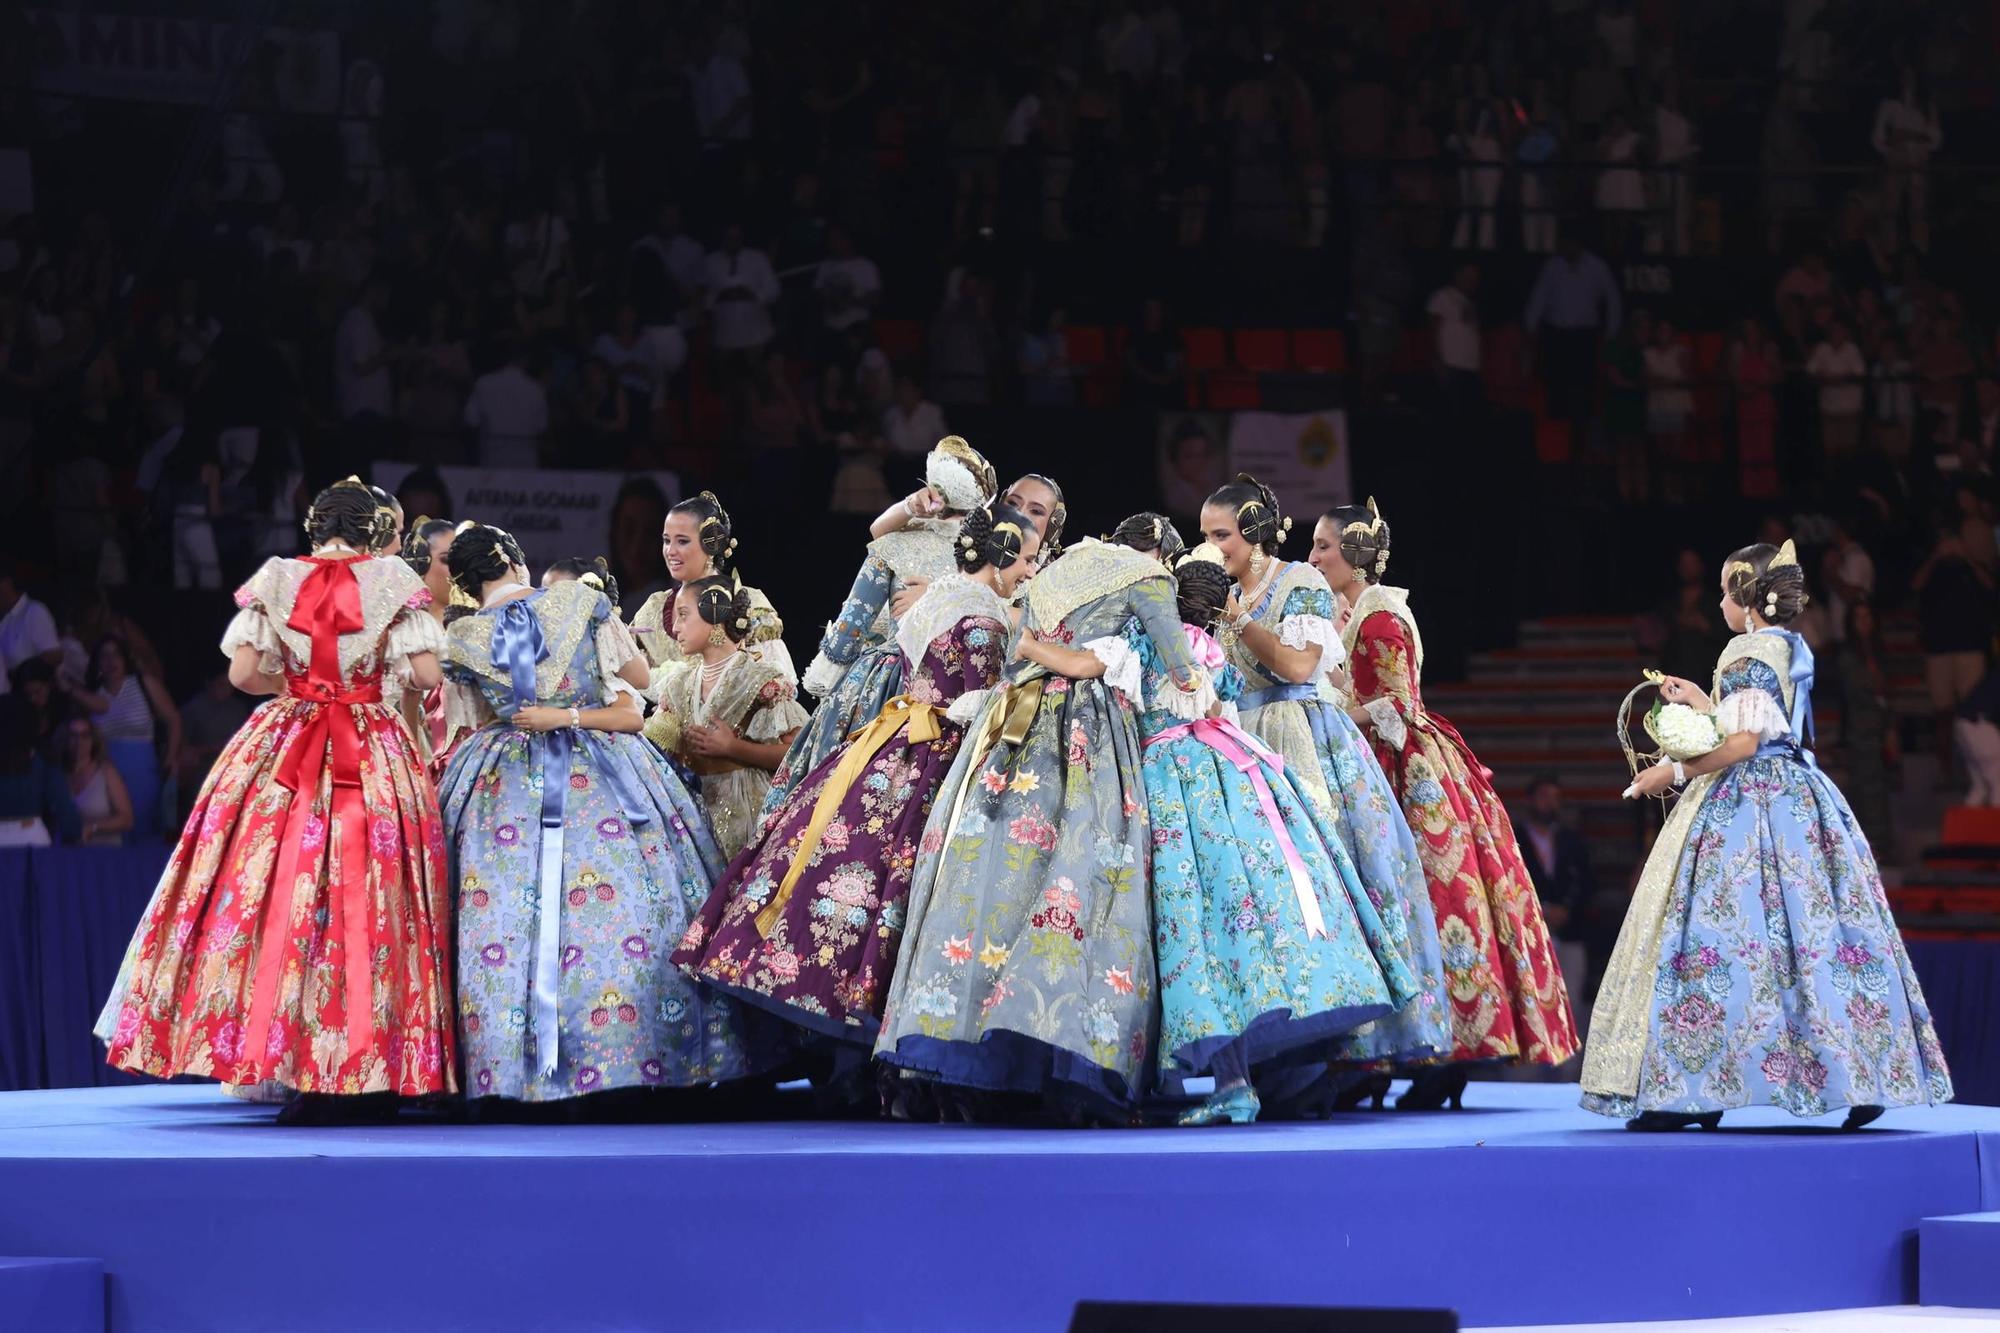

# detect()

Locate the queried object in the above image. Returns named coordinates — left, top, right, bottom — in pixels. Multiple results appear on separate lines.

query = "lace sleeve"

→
left=1714, top=685, right=1791, bottom=741
left=745, top=680, right=810, bottom=742
left=1082, top=635, right=1144, bottom=706
left=1362, top=697, right=1408, bottom=751
left=596, top=613, right=645, bottom=688
left=947, top=687, right=993, bottom=726
left=443, top=678, right=494, bottom=737
left=1277, top=613, right=1344, bottom=668
left=385, top=609, right=448, bottom=684
left=218, top=607, right=284, bottom=674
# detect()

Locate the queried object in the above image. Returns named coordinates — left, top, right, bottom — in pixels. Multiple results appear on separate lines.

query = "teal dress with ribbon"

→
left=1582, top=628, right=1952, bottom=1119
left=439, top=580, right=781, bottom=1101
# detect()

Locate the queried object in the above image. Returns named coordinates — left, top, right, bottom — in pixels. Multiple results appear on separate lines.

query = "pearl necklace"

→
left=699, top=651, right=736, bottom=702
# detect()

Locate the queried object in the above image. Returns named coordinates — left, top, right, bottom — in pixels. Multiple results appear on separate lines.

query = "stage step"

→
left=0, top=1257, right=103, bottom=1333
left=1920, top=1212, right=2000, bottom=1308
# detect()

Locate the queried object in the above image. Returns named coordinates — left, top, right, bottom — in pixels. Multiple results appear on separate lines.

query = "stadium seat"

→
left=1292, top=328, right=1346, bottom=374
left=1233, top=328, right=1289, bottom=373
left=1181, top=327, right=1227, bottom=373
left=1205, top=371, right=1261, bottom=410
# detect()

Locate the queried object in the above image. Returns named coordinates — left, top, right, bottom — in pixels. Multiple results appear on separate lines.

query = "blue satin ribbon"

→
left=490, top=594, right=654, bottom=1080
left=1236, top=682, right=1333, bottom=753
left=1748, top=629, right=1818, bottom=769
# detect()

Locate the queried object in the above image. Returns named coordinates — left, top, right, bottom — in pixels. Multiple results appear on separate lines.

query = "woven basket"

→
left=1617, top=677, right=1673, bottom=799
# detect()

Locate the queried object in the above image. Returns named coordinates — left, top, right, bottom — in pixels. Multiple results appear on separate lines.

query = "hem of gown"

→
left=1579, top=1082, right=1955, bottom=1120
left=690, top=969, right=883, bottom=1046
left=879, top=1030, right=1135, bottom=1111
left=103, top=1049, right=456, bottom=1098
left=1165, top=999, right=1396, bottom=1080
left=462, top=1053, right=792, bottom=1104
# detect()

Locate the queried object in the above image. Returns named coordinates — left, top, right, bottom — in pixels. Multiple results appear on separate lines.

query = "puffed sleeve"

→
left=219, top=559, right=286, bottom=673
left=745, top=676, right=810, bottom=742
left=385, top=606, right=448, bottom=684
left=1714, top=660, right=1792, bottom=741
left=1276, top=584, right=1343, bottom=669
left=803, top=554, right=895, bottom=696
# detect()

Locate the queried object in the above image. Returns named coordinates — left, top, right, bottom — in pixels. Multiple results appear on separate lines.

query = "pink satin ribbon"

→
left=1147, top=716, right=1329, bottom=940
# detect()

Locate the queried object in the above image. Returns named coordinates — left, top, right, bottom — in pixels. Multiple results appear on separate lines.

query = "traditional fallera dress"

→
left=644, top=650, right=809, bottom=859
left=631, top=581, right=796, bottom=684
left=98, top=554, right=457, bottom=1095
left=439, top=580, right=776, bottom=1101
left=1341, top=583, right=1580, bottom=1066
left=1104, top=620, right=1419, bottom=1080
left=767, top=517, right=962, bottom=822
left=1581, top=629, right=1951, bottom=1118
left=673, top=573, right=1008, bottom=1040
left=1225, top=561, right=1453, bottom=1065
left=875, top=540, right=1198, bottom=1109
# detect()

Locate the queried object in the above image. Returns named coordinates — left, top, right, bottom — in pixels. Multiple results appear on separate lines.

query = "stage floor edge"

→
left=0, top=1082, right=1992, bottom=1333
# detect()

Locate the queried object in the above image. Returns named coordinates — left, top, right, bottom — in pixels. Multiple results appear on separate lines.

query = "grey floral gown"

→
left=875, top=540, right=1198, bottom=1110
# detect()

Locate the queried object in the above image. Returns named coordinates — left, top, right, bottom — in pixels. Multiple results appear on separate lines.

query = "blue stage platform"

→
left=0, top=1082, right=1994, bottom=1333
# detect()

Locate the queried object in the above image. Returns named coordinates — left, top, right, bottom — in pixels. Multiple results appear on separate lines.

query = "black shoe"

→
left=1625, top=1110, right=1723, bottom=1132
left=1395, top=1066, right=1469, bottom=1111
left=1331, top=1072, right=1393, bottom=1112
left=1841, top=1104, right=1885, bottom=1131
left=275, top=1091, right=400, bottom=1126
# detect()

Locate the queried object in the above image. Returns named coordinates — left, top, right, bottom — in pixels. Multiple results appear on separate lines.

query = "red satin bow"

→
left=245, top=557, right=382, bottom=1084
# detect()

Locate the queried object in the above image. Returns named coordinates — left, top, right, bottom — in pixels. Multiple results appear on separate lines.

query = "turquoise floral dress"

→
left=1227, top=562, right=1452, bottom=1064
left=1105, top=620, right=1419, bottom=1081
left=766, top=519, right=961, bottom=824
left=1581, top=629, right=1952, bottom=1119
left=439, top=580, right=780, bottom=1101
left=875, top=541, right=1198, bottom=1111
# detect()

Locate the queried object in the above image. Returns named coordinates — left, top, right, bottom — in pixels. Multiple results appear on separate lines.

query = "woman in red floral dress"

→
left=98, top=479, right=458, bottom=1123
left=1309, top=500, right=1578, bottom=1108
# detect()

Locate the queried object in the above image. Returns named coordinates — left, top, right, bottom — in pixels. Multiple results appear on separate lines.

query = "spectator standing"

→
left=1517, top=90, right=1561, bottom=255
left=1426, top=263, right=1483, bottom=410
left=687, top=28, right=754, bottom=146
left=61, top=717, right=132, bottom=846
left=0, top=568, right=61, bottom=692
left=628, top=202, right=706, bottom=330
left=1808, top=319, right=1868, bottom=465
left=176, top=669, right=251, bottom=800
left=1957, top=663, right=2000, bottom=807
left=882, top=373, right=947, bottom=459
left=813, top=225, right=882, bottom=360
left=63, top=636, right=178, bottom=841
left=1872, top=333, right=1915, bottom=460
left=1525, top=232, right=1622, bottom=425
left=1647, top=84, right=1699, bottom=256
left=1019, top=308, right=1076, bottom=408
left=928, top=273, right=1001, bottom=407
left=1593, top=110, right=1646, bottom=256
left=1822, top=517, right=1878, bottom=645
left=1913, top=521, right=1996, bottom=789
left=334, top=276, right=395, bottom=439
left=593, top=302, right=670, bottom=416
left=1873, top=65, right=1942, bottom=254
left=1514, top=775, right=1596, bottom=1026
left=464, top=340, right=550, bottom=468
left=1732, top=318, right=1782, bottom=499
left=704, top=223, right=780, bottom=375
left=0, top=696, right=80, bottom=847
left=1643, top=319, right=1693, bottom=501
left=1449, top=98, right=1503, bottom=252
left=403, top=298, right=472, bottom=464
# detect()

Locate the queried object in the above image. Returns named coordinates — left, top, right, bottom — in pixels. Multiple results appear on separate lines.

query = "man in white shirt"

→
left=704, top=224, right=780, bottom=362
left=1823, top=517, right=1876, bottom=644
left=1426, top=263, right=1483, bottom=405
left=882, top=374, right=947, bottom=459
left=0, top=569, right=61, bottom=694
left=333, top=277, right=394, bottom=422
left=814, top=226, right=881, bottom=338
left=687, top=33, right=752, bottom=144
left=1807, top=320, right=1867, bottom=460
left=464, top=342, right=549, bottom=469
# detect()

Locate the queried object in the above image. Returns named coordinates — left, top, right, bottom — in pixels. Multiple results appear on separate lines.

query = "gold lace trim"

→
left=1342, top=583, right=1424, bottom=676
left=237, top=556, right=431, bottom=681
left=1025, top=539, right=1163, bottom=632
left=896, top=572, right=1008, bottom=669
left=446, top=580, right=604, bottom=699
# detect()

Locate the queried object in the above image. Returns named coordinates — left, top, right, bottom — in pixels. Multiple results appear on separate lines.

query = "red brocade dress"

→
left=1340, top=585, right=1579, bottom=1066
left=98, top=554, right=458, bottom=1095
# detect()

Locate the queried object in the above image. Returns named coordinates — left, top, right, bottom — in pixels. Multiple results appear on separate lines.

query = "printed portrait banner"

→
left=1222, top=410, right=1354, bottom=517
left=27, top=11, right=343, bottom=114
left=372, top=464, right=681, bottom=576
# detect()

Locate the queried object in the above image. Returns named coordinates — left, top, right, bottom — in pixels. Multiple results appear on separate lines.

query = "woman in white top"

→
left=66, top=635, right=179, bottom=840
left=61, top=716, right=132, bottom=846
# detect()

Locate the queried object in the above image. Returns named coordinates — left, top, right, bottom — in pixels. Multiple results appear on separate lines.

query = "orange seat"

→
left=1182, top=327, right=1227, bottom=373
left=1065, top=325, right=1108, bottom=367
left=1292, top=329, right=1346, bottom=374
left=1942, top=807, right=2000, bottom=847
left=1233, top=328, right=1290, bottom=373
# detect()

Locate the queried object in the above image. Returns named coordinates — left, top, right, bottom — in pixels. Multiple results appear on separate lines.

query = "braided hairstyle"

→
left=445, top=524, right=526, bottom=599
left=1723, top=543, right=1810, bottom=625
left=684, top=575, right=755, bottom=643
left=1175, top=559, right=1233, bottom=631
left=1204, top=474, right=1290, bottom=554
left=669, top=490, right=739, bottom=577
left=1323, top=502, right=1392, bottom=584
left=401, top=518, right=456, bottom=576
left=954, top=501, right=1034, bottom=574
left=305, top=478, right=399, bottom=552
left=545, top=555, right=620, bottom=607
left=1004, top=473, right=1068, bottom=561
left=1107, top=511, right=1186, bottom=563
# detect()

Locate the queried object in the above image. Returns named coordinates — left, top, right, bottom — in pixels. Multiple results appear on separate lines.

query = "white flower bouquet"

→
left=1645, top=700, right=1723, bottom=761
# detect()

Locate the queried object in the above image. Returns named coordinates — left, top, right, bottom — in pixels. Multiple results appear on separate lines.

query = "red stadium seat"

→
left=1065, top=325, right=1109, bottom=367
left=1206, top=371, right=1261, bottom=410
left=1292, top=329, right=1346, bottom=374
left=1233, top=328, right=1290, bottom=373
left=1182, top=327, right=1227, bottom=372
